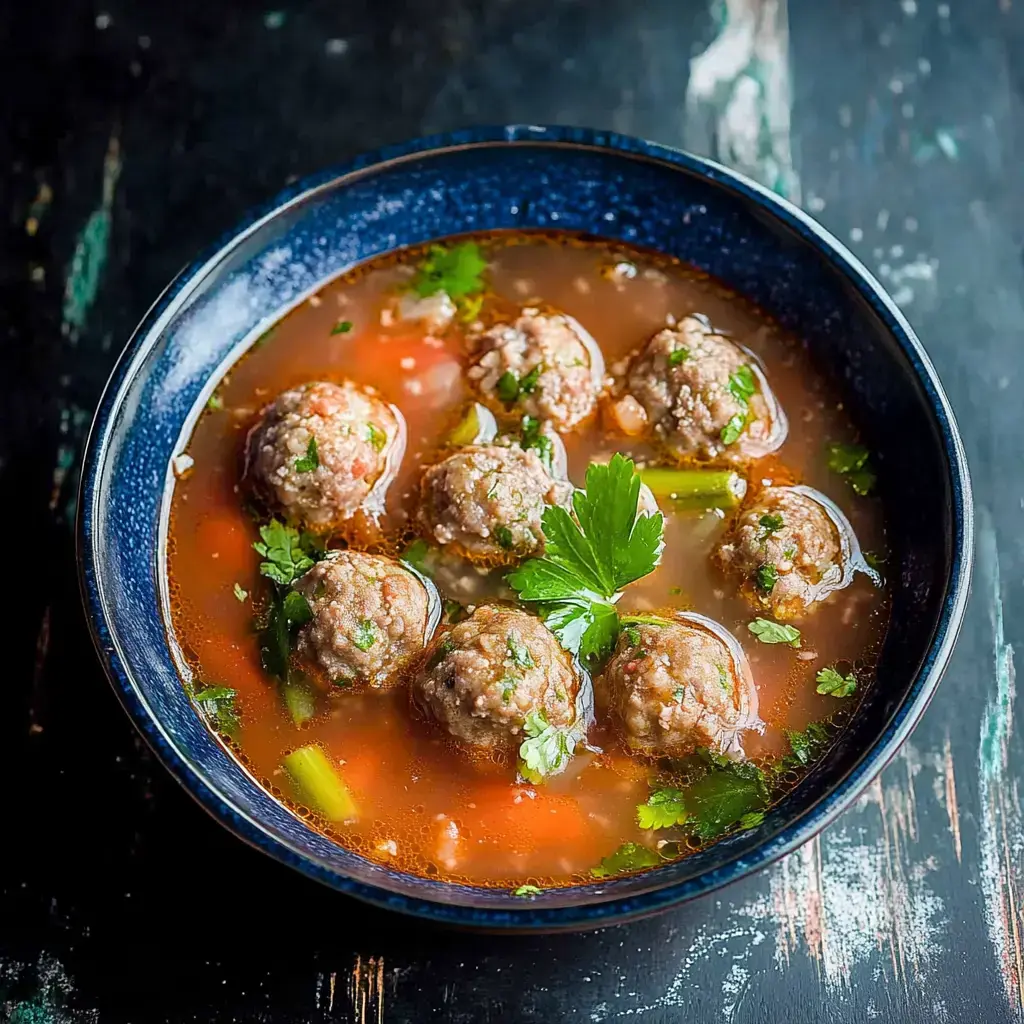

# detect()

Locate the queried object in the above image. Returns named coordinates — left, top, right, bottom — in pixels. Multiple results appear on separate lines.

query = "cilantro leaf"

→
left=506, top=631, right=535, bottom=669
left=816, top=666, right=857, bottom=698
left=827, top=442, right=877, bottom=496
left=497, top=371, right=520, bottom=404
left=759, top=513, right=784, bottom=537
left=352, top=620, right=378, bottom=651
left=591, top=842, right=662, bottom=879
left=192, top=685, right=240, bottom=737
left=521, top=415, right=555, bottom=471
left=364, top=423, right=387, bottom=452
left=513, top=884, right=544, bottom=897
left=253, top=520, right=318, bottom=586
left=755, top=563, right=778, bottom=593
left=519, top=364, right=542, bottom=394
left=727, top=365, right=757, bottom=404
left=330, top=320, right=353, bottom=335
left=683, top=760, right=769, bottom=841
left=518, top=709, right=576, bottom=781
left=748, top=618, right=802, bottom=647
left=782, top=722, right=832, bottom=768
left=637, top=788, right=688, bottom=830
left=720, top=411, right=747, bottom=445
left=294, top=436, right=319, bottom=473
left=413, top=242, right=487, bottom=300
left=233, top=582, right=248, bottom=602
left=668, top=347, right=690, bottom=367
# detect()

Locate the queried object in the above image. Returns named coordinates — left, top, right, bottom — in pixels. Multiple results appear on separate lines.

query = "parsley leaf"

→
left=827, top=442, right=877, bottom=496
left=668, top=347, right=690, bottom=367
left=507, top=455, right=665, bottom=661
left=720, top=411, right=747, bottom=446
left=748, top=618, right=802, bottom=647
left=513, top=884, right=544, bottom=897
left=401, top=539, right=435, bottom=578
left=495, top=525, right=516, bottom=550
left=352, top=620, right=378, bottom=652
left=816, top=666, right=857, bottom=698
left=521, top=415, right=555, bottom=471
left=782, top=722, right=831, bottom=768
left=363, top=423, right=387, bottom=452
left=412, top=241, right=487, bottom=300
left=727, top=365, right=757, bottom=404
left=519, top=364, right=542, bottom=394
left=759, top=513, right=784, bottom=538
left=683, top=760, right=769, bottom=841
left=755, top=563, right=778, bottom=593
left=253, top=520, right=318, bottom=586
left=637, top=788, right=688, bottom=830
left=192, top=685, right=240, bottom=737
left=518, top=709, right=576, bottom=782
left=294, top=436, right=319, bottom=473
left=591, top=842, right=662, bottom=879
left=330, top=320, right=353, bottom=335
left=233, top=582, right=249, bottom=603
left=506, top=632, right=535, bottom=669
left=497, top=371, right=521, bottom=404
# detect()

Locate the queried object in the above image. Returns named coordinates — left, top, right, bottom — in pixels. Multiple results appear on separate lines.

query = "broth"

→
left=167, top=232, right=889, bottom=889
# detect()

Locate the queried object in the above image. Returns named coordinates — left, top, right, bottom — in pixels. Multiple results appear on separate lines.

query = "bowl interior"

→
left=81, top=129, right=968, bottom=928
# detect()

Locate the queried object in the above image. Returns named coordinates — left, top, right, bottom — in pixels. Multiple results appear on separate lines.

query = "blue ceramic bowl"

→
left=78, top=125, right=972, bottom=931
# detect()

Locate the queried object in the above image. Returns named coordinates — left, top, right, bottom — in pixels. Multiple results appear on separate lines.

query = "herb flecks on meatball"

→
left=411, top=605, right=580, bottom=758
left=418, top=444, right=573, bottom=564
left=714, top=485, right=855, bottom=620
left=608, top=316, right=785, bottom=463
left=246, top=380, right=404, bottom=530
left=468, top=311, right=605, bottom=433
left=293, top=551, right=437, bottom=689
left=603, top=615, right=762, bottom=759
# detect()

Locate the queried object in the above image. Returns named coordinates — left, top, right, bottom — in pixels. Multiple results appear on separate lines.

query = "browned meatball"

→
left=411, top=605, right=580, bottom=751
left=714, top=485, right=853, bottom=620
left=246, top=380, right=404, bottom=530
left=603, top=615, right=762, bottom=759
left=467, top=311, right=605, bottom=432
left=418, top=444, right=573, bottom=563
left=293, top=551, right=437, bottom=689
left=607, top=316, right=785, bottom=462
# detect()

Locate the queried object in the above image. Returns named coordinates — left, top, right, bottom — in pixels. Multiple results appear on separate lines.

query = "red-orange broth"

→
left=167, top=232, right=889, bottom=889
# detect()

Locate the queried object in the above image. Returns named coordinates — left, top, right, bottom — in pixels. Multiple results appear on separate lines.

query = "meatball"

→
left=604, top=615, right=762, bottom=759
left=467, top=311, right=605, bottom=432
left=293, top=551, right=437, bottom=689
left=412, top=605, right=579, bottom=750
left=246, top=380, right=404, bottom=530
left=418, top=444, right=573, bottom=563
left=714, top=485, right=853, bottom=620
left=608, top=316, right=785, bottom=462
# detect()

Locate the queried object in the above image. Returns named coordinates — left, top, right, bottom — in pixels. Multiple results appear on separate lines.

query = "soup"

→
left=167, top=232, right=888, bottom=891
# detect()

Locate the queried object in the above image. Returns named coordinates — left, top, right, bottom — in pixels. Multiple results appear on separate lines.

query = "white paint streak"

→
left=978, top=510, right=1023, bottom=1017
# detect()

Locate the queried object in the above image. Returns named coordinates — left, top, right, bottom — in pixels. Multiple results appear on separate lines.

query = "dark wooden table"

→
left=3, top=1, right=1021, bottom=1020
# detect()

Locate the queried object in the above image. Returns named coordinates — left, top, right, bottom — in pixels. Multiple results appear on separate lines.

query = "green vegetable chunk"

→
left=521, top=415, right=555, bottom=471
left=816, top=666, right=857, bottom=698
left=755, top=563, right=778, bottom=593
left=668, top=347, right=690, bottom=366
left=591, top=842, right=662, bottom=879
left=638, top=467, right=746, bottom=511
left=496, top=370, right=520, bottom=405
left=449, top=402, right=498, bottom=446
left=283, top=744, right=358, bottom=821
left=330, top=320, right=353, bottom=335
left=748, top=618, right=802, bottom=647
left=282, top=673, right=317, bottom=727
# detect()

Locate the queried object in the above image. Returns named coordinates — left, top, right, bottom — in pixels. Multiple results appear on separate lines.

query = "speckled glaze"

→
left=77, top=126, right=973, bottom=931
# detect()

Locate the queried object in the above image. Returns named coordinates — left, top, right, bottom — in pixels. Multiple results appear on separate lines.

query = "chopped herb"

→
left=521, top=415, right=555, bottom=471
left=497, top=370, right=520, bottom=404
left=748, top=618, right=802, bottom=648
left=591, top=842, right=662, bottom=879
left=443, top=599, right=468, bottom=624
left=738, top=811, right=765, bottom=829
left=507, top=454, right=665, bottom=663
left=363, top=422, right=387, bottom=452
left=755, top=563, right=778, bottom=594
left=192, top=685, right=239, bottom=737
left=782, top=546, right=796, bottom=561
left=427, top=634, right=456, bottom=670
left=233, top=582, right=249, bottom=603
left=519, top=363, right=542, bottom=394
left=673, top=686, right=686, bottom=703
left=207, top=393, right=224, bottom=411
left=401, top=539, right=434, bottom=578
left=816, top=666, right=857, bottom=698
left=717, top=664, right=731, bottom=692
left=506, top=632, right=535, bottom=669
left=863, top=550, right=886, bottom=571
left=282, top=590, right=313, bottom=627
left=518, top=709, right=576, bottom=782
left=682, top=759, right=770, bottom=841
left=759, top=513, right=785, bottom=537
left=330, top=320, right=353, bottom=335
left=352, top=620, right=378, bottom=652
left=727, top=365, right=757, bottom=404
left=782, top=722, right=831, bottom=768
left=293, top=436, right=319, bottom=473
left=460, top=294, right=484, bottom=322
left=636, top=788, right=688, bottom=830
left=253, top=520, right=319, bottom=586
left=827, top=442, right=877, bottom=496
left=668, top=347, right=690, bottom=367
left=412, top=241, right=487, bottom=300
left=669, top=586, right=683, bottom=595
left=623, top=626, right=642, bottom=648
left=499, top=676, right=518, bottom=704
left=513, top=884, right=544, bottom=897
left=495, top=525, right=515, bottom=550
left=720, top=411, right=747, bottom=446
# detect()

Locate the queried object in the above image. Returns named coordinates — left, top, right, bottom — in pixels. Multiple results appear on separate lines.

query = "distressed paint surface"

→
left=2, top=0, right=1023, bottom=1020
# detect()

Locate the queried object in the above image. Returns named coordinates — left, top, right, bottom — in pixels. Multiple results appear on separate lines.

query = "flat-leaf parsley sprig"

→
left=507, top=454, right=665, bottom=662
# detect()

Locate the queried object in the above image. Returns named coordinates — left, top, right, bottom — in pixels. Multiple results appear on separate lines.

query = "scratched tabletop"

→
left=2, top=0, right=1021, bottom=1021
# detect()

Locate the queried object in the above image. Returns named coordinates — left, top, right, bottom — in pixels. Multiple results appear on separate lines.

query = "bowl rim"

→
left=77, top=124, right=974, bottom=931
